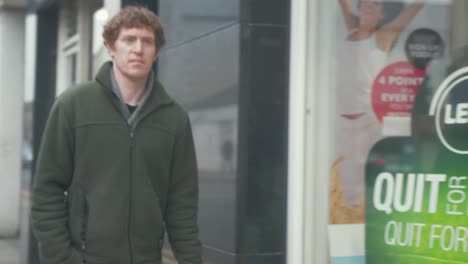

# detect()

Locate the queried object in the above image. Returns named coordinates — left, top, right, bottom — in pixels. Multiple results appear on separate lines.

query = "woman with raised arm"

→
left=336, top=0, right=424, bottom=206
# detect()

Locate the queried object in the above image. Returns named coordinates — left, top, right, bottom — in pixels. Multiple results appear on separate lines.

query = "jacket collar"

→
left=95, top=61, right=173, bottom=111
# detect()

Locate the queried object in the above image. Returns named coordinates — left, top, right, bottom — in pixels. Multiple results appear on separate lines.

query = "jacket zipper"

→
left=128, top=128, right=135, bottom=264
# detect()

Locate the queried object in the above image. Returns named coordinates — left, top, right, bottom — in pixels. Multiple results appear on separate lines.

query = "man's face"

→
left=107, top=26, right=158, bottom=82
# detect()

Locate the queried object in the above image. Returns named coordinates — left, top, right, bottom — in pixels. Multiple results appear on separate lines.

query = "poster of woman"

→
left=332, top=0, right=424, bottom=220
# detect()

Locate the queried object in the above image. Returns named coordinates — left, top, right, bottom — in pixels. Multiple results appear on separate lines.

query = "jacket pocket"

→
left=80, top=194, right=89, bottom=260
left=68, top=186, right=89, bottom=260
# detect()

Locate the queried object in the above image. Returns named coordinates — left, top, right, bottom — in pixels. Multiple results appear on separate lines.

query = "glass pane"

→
left=157, top=12, right=241, bottom=263
left=159, top=0, right=239, bottom=47
left=329, top=0, right=468, bottom=263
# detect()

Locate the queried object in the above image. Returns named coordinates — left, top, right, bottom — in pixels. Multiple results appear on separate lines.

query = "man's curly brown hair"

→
left=103, top=5, right=166, bottom=50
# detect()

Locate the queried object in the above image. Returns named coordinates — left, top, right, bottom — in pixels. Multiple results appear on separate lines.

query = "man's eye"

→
left=143, top=38, right=154, bottom=45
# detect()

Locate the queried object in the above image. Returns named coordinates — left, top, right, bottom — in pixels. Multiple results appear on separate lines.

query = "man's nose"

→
left=133, top=40, right=143, bottom=53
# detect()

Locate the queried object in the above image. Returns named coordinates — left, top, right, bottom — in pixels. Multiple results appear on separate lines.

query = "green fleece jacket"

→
left=31, top=62, right=202, bottom=264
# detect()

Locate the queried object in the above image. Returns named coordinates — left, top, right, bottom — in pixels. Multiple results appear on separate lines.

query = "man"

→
left=31, top=6, right=202, bottom=264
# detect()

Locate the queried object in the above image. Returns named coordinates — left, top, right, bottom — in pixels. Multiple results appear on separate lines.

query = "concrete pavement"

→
left=0, top=239, right=177, bottom=264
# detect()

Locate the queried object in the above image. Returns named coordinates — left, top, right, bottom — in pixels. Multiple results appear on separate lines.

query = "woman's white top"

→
left=336, top=32, right=387, bottom=115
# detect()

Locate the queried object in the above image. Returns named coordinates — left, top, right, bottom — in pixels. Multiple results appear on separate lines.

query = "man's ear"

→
left=153, top=49, right=159, bottom=62
left=105, top=41, right=115, bottom=57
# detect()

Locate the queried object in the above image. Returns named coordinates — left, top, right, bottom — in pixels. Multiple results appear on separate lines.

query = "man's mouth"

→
left=129, top=59, right=144, bottom=65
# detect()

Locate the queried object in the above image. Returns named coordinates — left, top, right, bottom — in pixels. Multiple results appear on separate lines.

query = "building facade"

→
left=0, top=0, right=26, bottom=239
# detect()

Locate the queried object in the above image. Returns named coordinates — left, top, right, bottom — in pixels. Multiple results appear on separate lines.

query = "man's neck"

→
left=112, top=67, right=148, bottom=106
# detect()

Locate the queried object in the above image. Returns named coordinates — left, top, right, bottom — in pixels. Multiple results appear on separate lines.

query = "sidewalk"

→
left=0, top=237, right=19, bottom=264
left=0, top=240, right=179, bottom=264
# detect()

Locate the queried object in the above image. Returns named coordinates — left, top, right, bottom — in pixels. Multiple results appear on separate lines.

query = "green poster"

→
left=366, top=53, right=468, bottom=263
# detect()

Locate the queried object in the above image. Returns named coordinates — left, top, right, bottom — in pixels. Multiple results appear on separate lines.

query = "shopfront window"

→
left=328, top=0, right=468, bottom=263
